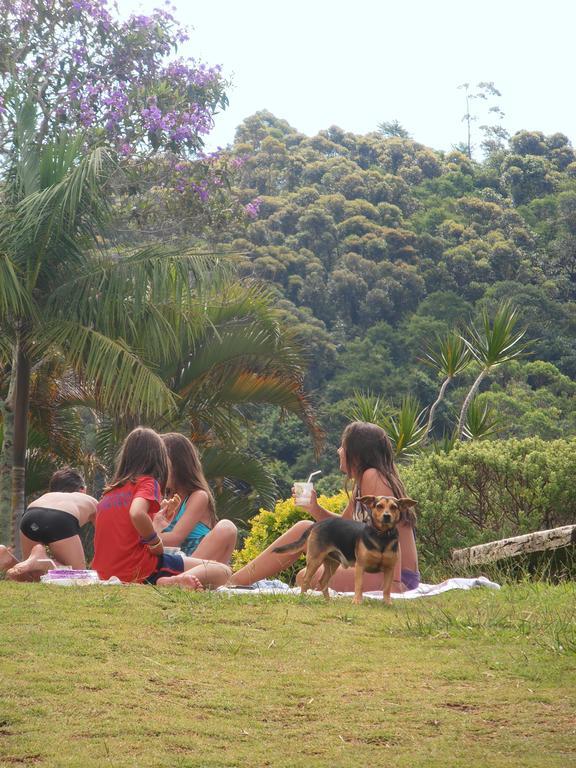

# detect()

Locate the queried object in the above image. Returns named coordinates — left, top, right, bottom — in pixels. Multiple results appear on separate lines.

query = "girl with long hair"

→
left=154, top=433, right=237, bottom=563
left=229, top=421, right=419, bottom=593
left=92, top=427, right=231, bottom=590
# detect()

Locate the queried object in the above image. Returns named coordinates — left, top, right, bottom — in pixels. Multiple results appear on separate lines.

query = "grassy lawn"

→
left=0, top=581, right=575, bottom=767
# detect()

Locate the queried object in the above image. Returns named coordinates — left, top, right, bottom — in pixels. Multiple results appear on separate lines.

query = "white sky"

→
left=122, top=0, right=576, bottom=154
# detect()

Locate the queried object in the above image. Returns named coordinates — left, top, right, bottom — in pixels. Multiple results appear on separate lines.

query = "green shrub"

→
left=232, top=491, right=347, bottom=583
left=234, top=437, right=576, bottom=579
left=403, top=437, right=576, bottom=564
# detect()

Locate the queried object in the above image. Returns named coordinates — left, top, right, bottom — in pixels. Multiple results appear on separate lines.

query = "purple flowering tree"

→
left=0, top=0, right=227, bottom=156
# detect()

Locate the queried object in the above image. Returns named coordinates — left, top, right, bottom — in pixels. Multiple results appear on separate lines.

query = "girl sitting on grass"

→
left=229, top=421, right=419, bottom=593
left=92, top=427, right=231, bottom=590
left=154, top=432, right=237, bottom=563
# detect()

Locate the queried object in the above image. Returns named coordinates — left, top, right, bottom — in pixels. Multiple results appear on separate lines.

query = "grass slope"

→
left=0, top=582, right=575, bottom=767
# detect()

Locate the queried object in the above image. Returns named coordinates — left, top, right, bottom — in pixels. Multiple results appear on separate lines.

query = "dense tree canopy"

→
left=208, top=111, right=576, bottom=490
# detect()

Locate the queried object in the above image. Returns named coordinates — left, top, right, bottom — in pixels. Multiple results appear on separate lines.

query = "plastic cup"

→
left=294, top=482, right=314, bottom=505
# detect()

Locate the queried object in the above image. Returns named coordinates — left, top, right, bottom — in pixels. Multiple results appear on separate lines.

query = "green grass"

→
left=0, top=581, right=575, bottom=767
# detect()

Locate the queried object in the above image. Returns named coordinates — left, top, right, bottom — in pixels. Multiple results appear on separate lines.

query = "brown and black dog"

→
left=273, top=496, right=417, bottom=605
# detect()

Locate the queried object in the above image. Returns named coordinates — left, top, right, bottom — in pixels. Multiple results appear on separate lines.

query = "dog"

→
left=273, top=496, right=417, bottom=605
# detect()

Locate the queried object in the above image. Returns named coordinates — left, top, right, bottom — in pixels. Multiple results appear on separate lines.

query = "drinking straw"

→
left=306, top=470, right=322, bottom=483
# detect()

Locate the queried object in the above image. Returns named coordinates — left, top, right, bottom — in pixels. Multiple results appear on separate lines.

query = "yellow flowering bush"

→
left=232, top=491, right=348, bottom=583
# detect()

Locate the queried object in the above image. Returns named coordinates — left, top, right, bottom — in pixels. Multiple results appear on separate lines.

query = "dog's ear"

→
left=359, top=495, right=377, bottom=508
left=397, top=498, right=417, bottom=513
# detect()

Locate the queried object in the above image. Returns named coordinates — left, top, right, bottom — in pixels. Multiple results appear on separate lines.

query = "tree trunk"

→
left=457, top=369, right=487, bottom=439
left=452, top=525, right=576, bottom=567
left=0, top=357, right=16, bottom=545
left=425, top=376, right=452, bottom=442
left=11, top=338, right=31, bottom=556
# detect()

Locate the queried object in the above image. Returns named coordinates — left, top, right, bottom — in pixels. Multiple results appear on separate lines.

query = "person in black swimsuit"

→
left=0, top=467, right=98, bottom=581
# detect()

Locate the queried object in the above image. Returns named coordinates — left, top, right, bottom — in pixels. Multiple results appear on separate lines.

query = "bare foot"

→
left=156, top=572, right=204, bottom=591
left=6, top=544, right=51, bottom=582
left=0, top=545, right=18, bottom=572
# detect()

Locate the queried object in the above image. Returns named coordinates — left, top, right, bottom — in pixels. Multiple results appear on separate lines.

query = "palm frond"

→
left=0, top=253, right=32, bottom=321
left=201, top=446, right=277, bottom=522
left=5, top=145, right=110, bottom=249
left=39, top=320, right=177, bottom=419
left=44, top=246, right=233, bottom=363
left=174, top=325, right=303, bottom=396
left=199, top=371, right=309, bottom=411
left=0, top=142, right=113, bottom=304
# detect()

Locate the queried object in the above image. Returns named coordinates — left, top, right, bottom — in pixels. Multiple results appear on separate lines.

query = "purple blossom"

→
left=230, top=155, right=248, bottom=169
left=0, top=0, right=227, bottom=168
left=245, top=198, right=262, bottom=219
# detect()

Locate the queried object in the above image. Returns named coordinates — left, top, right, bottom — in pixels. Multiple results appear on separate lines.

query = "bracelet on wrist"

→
left=140, top=531, right=159, bottom=544
left=147, top=538, right=163, bottom=551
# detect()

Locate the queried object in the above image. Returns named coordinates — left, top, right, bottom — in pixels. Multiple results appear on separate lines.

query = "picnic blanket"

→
left=217, top=575, right=500, bottom=599
left=39, top=569, right=500, bottom=596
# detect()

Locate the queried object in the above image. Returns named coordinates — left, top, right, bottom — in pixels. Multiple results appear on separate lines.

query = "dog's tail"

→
left=272, top=526, right=313, bottom=554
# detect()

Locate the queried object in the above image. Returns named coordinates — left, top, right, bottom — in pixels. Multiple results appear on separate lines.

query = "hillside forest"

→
left=195, top=111, right=576, bottom=497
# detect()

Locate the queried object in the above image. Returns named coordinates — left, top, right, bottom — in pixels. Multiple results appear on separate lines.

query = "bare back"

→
left=27, top=492, right=98, bottom=527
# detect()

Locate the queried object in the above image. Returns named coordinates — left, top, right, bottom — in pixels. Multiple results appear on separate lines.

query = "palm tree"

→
left=93, top=281, right=320, bottom=522
left=1, top=104, right=318, bottom=543
left=0, top=110, right=230, bottom=545
left=457, top=303, right=529, bottom=439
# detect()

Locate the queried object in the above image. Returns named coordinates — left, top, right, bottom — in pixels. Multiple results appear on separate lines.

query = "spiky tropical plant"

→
left=347, top=391, right=387, bottom=426
left=462, top=397, right=502, bottom=441
left=348, top=392, right=427, bottom=461
left=422, top=330, right=471, bottom=439
left=384, top=395, right=428, bottom=461
left=457, top=302, right=529, bottom=438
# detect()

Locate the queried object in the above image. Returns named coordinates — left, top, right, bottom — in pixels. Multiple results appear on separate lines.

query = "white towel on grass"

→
left=218, top=576, right=500, bottom=599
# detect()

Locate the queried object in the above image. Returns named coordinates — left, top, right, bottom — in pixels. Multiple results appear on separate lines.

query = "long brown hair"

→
left=104, top=427, right=169, bottom=494
left=342, top=421, right=414, bottom=524
left=161, top=432, right=217, bottom=526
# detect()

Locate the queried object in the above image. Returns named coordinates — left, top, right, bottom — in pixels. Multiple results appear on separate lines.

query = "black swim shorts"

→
left=20, top=507, right=81, bottom=544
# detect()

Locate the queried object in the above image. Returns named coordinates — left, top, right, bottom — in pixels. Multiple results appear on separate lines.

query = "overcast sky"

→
left=122, top=0, right=575, bottom=154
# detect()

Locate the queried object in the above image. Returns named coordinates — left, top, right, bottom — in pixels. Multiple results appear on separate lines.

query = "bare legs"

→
left=192, top=519, right=237, bottom=564
left=6, top=544, right=54, bottom=582
left=4, top=533, right=86, bottom=582
left=45, top=535, right=86, bottom=570
left=0, top=545, right=18, bottom=572
left=156, top=556, right=232, bottom=591
left=156, top=520, right=237, bottom=591
left=228, top=520, right=314, bottom=586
